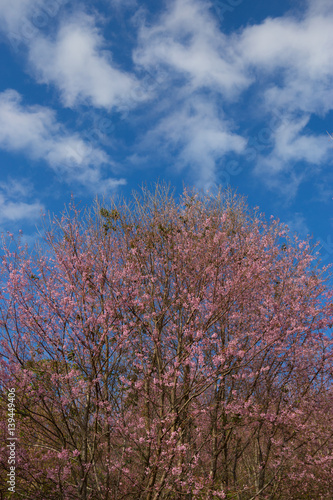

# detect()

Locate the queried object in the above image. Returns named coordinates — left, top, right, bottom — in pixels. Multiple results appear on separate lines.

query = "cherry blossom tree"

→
left=0, top=184, right=332, bottom=499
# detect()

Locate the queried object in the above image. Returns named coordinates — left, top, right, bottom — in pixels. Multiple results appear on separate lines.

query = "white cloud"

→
left=1, top=0, right=333, bottom=197
left=285, top=212, right=310, bottom=238
left=0, top=178, right=44, bottom=224
left=239, top=16, right=331, bottom=75
left=28, top=13, right=140, bottom=110
left=133, top=0, right=251, bottom=98
left=132, top=0, right=333, bottom=193
left=0, top=0, right=68, bottom=50
left=110, top=0, right=137, bottom=8
left=254, top=115, right=331, bottom=175
left=0, top=89, right=125, bottom=192
left=252, top=114, right=331, bottom=199
left=0, top=0, right=41, bottom=32
left=238, top=11, right=333, bottom=116
left=306, top=0, right=333, bottom=16
left=0, top=177, right=33, bottom=198
left=233, top=1, right=333, bottom=192
left=0, top=196, right=43, bottom=223
left=0, top=4, right=145, bottom=111
left=273, top=116, right=330, bottom=165
left=129, top=0, right=250, bottom=188
left=133, top=96, right=246, bottom=189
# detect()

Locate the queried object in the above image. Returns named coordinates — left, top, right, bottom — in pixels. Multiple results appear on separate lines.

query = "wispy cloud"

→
left=285, top=211, right=310, bottom=238
left=0, top=89, right=125, bottom=193
left=132, top=95, right=246, bottom=189
left=0, top=0, right=68, bottom=51
left=110, top=0, right=137, bottom=9
left=0, top=0, right=43, bottom=32
left=0, top=178, right=44, bottom=225
left=254, top=115, right=332, bottom=175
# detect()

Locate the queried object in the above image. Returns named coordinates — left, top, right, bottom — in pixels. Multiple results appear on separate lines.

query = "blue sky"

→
left=0, top=0, right=332, bottom=264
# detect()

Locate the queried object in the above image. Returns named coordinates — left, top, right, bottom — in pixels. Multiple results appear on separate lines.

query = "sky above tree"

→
left=0, top=0, right=332, bottom=264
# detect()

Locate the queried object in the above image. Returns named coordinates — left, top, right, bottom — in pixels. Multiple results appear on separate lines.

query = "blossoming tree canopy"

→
left=0, top=184, right=332, bottom=499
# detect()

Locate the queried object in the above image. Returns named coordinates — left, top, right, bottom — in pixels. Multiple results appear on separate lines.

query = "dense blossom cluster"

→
left=0, top=186, right=332, bottom=499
